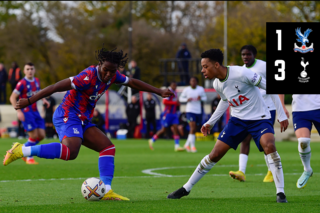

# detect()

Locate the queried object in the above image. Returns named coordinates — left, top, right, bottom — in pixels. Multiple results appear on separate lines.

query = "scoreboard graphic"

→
left=266, top=22, right=320, bottom=94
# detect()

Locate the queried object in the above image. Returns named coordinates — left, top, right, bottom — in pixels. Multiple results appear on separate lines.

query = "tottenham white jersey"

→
left=179, top=85, right=207, bottom=114
left=292, top=95, right=320, bottom=112
left=213, top=66, right=270, bottom=120
left=243, top=59, right=276, bottom=111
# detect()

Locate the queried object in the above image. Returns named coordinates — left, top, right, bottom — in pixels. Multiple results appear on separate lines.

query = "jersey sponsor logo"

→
left=298, top=57, right=310, bottom=83
left=228, top=95, right=249, bottom=107
left=27, top=90, right=38, bottom=97
left=261, top=128, right=268, bottom=133
left=251, top=73, right=258, bottom=83
left=89, top=91, right=106, bottom=101
left=73, top=128, right=79, bottom=134
left=235, top=85, right=240, bottom=93
left=84, top=76, right=89, bottom=81
left=294, top=28, right=314, bottom=53
left=63, top=117, right=68, bottom=123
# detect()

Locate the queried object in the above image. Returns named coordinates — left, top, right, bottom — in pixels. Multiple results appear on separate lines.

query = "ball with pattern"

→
left=81, top=177, right=106, bottom=201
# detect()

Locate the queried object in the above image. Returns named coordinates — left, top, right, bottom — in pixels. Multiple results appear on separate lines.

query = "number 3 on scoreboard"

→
left=275, top=60, right=285, bottom=81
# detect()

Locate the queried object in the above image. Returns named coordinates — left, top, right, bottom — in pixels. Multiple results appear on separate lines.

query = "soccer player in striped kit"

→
left=3, top=47, right=174, bottom=201
left=9, top=62, right=50, bottom=165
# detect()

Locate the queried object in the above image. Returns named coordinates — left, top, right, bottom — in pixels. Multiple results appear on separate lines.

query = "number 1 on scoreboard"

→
left=276, top=29, right=282, bottom=51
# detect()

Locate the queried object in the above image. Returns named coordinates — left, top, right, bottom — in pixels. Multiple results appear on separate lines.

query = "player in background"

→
left=148, top=81, right=185, bottom=152
left=9, top=62, right=49, bottom=165
left=179, top=76, right=207, bottom=152
left=279, top=94, right=320, bottom=189
left=3, top=47, right=174, bottom=201
left=229, top=45, right=286, bottom=182
left=167, top=49, right=289, bottom=203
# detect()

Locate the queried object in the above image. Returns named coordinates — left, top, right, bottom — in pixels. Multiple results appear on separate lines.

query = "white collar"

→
left=24, top=77, right=35, bottom=82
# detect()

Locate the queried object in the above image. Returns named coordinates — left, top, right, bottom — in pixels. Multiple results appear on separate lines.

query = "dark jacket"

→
left=144, top=99, right=156, bottom=118
left=130, top=66, right=140, bottom=80
left=126, top=102, right=140, bottom=122
left=0, top=67, right=8, bottom=85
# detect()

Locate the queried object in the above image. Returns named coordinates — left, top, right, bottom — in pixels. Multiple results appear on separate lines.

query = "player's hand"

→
left=43, top=98, right=50, bottom=108
left=201, top=124, right=212, bottom=136
left=283, top=107, right=290, bottom=119
left=187, top=98, right=193, bottom=102
left=160, top=89, right=174, bottom=98
left=197, top=96, right=201, bottom=100
left=280, top=119, right=289, bottom=132
left=15, top=98, right=29, bottom=110
left=17, top=110, right=25, bottom=122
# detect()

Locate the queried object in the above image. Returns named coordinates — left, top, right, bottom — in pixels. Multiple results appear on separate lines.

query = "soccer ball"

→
left=81, top=177, right=106, bottom=201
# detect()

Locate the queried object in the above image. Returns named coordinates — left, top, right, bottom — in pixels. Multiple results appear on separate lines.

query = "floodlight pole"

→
left=129, top=1, right=133, bottom=61
left=224, top=1, right=227, bottom=66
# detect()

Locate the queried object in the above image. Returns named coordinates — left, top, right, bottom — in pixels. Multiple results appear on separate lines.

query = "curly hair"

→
left=240, top=45, right=257, bottom=56
left=95, top=44, right=128, bottom=67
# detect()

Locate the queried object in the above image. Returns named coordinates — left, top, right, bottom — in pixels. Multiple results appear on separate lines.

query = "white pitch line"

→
left=0, top=164, right=309, bottom=183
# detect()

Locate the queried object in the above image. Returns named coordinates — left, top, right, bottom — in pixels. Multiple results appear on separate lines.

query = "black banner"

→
left=266, top=22, right=320, bottom=94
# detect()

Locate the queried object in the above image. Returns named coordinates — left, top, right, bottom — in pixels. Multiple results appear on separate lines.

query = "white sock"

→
left=183, top=155, right=216, bottom=192
left=239, top=154, right=248, bottom=174
left=264, top=154, right=271, bottom=171
left=21, top=145, right=31, bottom=157
left=105, top=184, right=111, bottom=192
left=267, top=151, right=284, bottom=194
left=298, top=137, right=312, bottom=172
left=190, top=134, right=196, bottom=148
left=184, top=135, right=191, bottom=147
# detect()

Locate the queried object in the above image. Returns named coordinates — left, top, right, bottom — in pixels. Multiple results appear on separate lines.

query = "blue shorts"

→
left=218, top=117, right=274, bottom=151
left=292, top=109, right=320, bottom=133
left=269, top=110, right=276, bottom=125
left=162, top=113, right=179, bottom=128
left=53, top=106, right=96, bottom=142
left=186, top=112, right=202, bottom=126
left=22, top=111, right=45, bottom=132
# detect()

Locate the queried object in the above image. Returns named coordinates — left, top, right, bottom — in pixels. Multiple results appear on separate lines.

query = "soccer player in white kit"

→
left=167, top=49, right=289, bottom=203
left=279, top=94, right=320, bottom=189
left=179, top=76, right=207, bottom=152
left=229, top=45, right=284, bottom=182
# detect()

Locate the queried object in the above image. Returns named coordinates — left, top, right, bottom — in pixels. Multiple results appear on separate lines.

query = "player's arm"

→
left=199, top=88, right=207, bottom=101
left=9, top=90, right=25, bottom=121
left=202, top=98, right=229, bottom=136
left=269, top=95, right=289, bottom=132
left=126, top=78, right=173, bottom=98
left=278, top=94, right=290, bottom=119
left=179, top=88, right=188, bottom=103
left=15, top=78, right=72, bottom=110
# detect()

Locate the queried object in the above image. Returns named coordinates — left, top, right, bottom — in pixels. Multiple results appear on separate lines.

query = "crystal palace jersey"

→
left=292, top=95, right=320, bottom=112
left=61, top=65, right=128, bottom=121
left=213, top=66, right=270, bottom=120
left=14, top=77, right=41, bottom=112
left=243, top=59, right=276, bottom=111
left=163, top=87, right=178, bottom=116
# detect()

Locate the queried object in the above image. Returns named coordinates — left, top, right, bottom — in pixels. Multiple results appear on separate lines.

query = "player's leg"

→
left=293, top=110, right=313, bottom=189
left=263, top=110, right=276, bottom=183
left=184, top=120, right=196, bottom=152
left=171, top=124, right=184, bottom=151
left=148, top=126, right=166, bottom=150
left=168, top=117, right=247, bottom=199
left=229, top=134, right=251, bottom=182
left=168, top=140, right=230, bottom=199
left=82, top=126, right=129, bottom=201
left=23, top=128, right=46, bottom=164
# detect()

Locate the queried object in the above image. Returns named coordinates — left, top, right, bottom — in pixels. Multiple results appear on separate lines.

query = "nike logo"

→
left=261, top=128, right=268, bottom=133
left=299, top=178, right=307, bottom=186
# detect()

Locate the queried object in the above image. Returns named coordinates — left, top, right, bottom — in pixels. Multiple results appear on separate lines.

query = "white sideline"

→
left=0, top=164, right=312, bottom=183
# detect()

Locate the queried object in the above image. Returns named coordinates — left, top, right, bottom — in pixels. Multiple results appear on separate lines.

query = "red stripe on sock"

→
left=99, top=145, right=115, bottom=157
left=153, top=135, right=158, bottom=140
left=173, top=135, right=180, bottom=140
left=60, top=144, right=70, bottom=161
left=29, top=138, right=37, bottom=143
left=62, top=135, right=67, bottom=141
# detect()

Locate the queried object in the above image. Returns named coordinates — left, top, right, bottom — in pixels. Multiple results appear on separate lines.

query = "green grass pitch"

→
left=0, top=138, right=320, bottom=213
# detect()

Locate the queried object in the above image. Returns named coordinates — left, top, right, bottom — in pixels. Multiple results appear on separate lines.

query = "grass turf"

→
left=0, top=138, right=320, bottom=213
